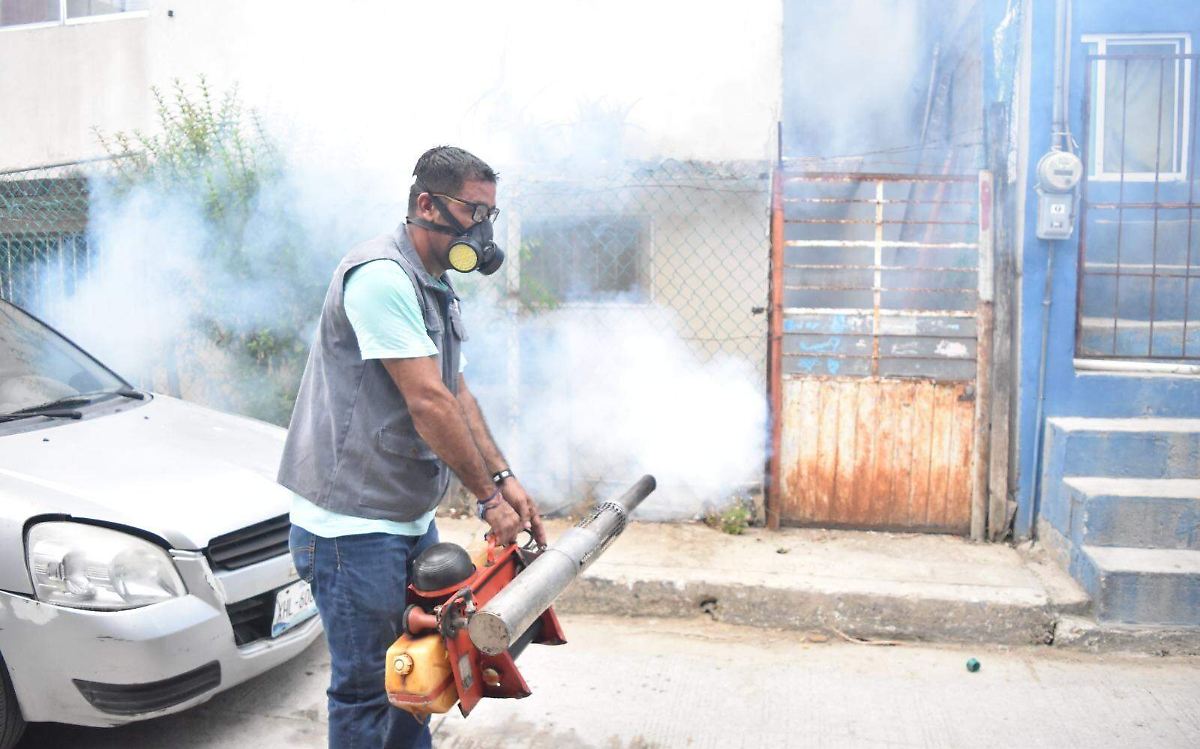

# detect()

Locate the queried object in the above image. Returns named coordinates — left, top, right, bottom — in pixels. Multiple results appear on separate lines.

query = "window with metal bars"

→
left=1084, top=34, right=1191, bottom=181
left=1077, top=39, right=1199, bottom=362
left=518, top=215, right=650, bottom=308
left=0, top=174, right=92, bottom=309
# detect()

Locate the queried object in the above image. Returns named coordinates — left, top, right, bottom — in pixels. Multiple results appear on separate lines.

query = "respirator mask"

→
left=407, top=182, right=505, bottom=275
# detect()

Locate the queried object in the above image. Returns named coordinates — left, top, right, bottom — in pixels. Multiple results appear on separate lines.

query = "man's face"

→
left=418, top=179, right=498, bottom=254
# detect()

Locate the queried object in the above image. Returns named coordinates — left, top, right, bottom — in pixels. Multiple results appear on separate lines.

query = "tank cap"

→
left=394, top=653, right=414, bottom=675
left=411, top=542, right=476, bottom=593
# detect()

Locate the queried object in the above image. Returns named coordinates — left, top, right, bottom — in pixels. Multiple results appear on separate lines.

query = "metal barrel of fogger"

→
left=468, top=474, right=657, bottom=656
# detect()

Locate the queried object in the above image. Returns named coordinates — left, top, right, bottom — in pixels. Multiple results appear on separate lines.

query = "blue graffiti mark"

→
left=797, top=337, right=842, bottom=353
left=828, top=359, right=840, bottom=375
left=783, top=313, right=871, bottom=335
left=785, top=318, right=824, bottom=333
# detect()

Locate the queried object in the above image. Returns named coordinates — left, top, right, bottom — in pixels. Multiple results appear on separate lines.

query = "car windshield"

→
left=0, top=300, right=128, bottom=413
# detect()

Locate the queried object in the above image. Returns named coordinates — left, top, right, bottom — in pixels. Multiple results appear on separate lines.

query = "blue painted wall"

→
left=1007, top=0, right=1200, bottom=539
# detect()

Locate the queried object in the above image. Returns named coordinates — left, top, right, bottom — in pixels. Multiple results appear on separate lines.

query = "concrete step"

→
left=1065, top=478, right=1200, bottom=551
left=1074, top=546, right=1200, bottom=626
left=1039, top=418, right=1200, bottom=535
left=1046, top=417, right=1200, bottom=479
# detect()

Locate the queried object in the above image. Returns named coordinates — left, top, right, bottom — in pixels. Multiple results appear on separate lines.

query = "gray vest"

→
left=277, top=225, right=465, bottom=522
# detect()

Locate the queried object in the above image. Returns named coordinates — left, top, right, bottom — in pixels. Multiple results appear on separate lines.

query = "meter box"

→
left=1037, top=191, right=1075, bottom=239
left=1035, top=150, right=1083, bottom=240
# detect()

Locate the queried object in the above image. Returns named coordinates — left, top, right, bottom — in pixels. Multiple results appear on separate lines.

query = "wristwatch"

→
left=491, top=469, right=514, bottom=484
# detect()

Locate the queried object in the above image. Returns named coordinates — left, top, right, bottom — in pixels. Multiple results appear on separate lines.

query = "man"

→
left=278, top=146, right=545, bottom=749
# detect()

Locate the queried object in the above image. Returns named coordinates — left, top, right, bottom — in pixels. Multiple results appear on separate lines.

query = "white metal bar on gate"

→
left=872, top=181, right=885, bottom=376
left=783, top=307, right=977, bottom=318
left=786, top=240, right=979, bottom=249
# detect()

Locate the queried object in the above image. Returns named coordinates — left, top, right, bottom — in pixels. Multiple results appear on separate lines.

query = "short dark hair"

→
left=407, top=146, right=498, bottom=216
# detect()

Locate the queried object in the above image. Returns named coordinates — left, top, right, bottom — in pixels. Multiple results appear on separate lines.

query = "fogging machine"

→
left=385, top=475, right=657, bottom=718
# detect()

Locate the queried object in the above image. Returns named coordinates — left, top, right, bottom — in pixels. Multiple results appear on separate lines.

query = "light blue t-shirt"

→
left=291, top=259, right=465, bottom=538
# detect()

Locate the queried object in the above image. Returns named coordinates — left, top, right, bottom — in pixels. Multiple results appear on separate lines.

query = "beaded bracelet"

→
left=475, top=488, right=503, bottom=519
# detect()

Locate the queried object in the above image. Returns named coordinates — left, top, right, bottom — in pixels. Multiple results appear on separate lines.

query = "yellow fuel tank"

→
left=385, top=633, right=458, bottom=717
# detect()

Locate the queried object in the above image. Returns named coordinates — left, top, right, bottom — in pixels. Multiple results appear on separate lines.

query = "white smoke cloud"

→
left=46, top=167, right=768, bottom=517
left=781, top=0, right=978, bottom=170
left=35, top=156, right=408, bottom=413
left=464, top=299, right=766, bottom=519
left=42, top=184, right=203, bottom=378
left=31, top=0, right=779, bottom=517
left=785, top=0, right=924, bottom=156
left=142, top=0, right=781, bottom=171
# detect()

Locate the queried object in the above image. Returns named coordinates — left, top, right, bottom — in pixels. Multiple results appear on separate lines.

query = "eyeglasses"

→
left=431, top=192, right=500, bottom=224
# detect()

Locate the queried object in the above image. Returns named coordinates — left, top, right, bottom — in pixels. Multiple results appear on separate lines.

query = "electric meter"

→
left=1036, top=150, right=1083, bottom=192
left=1035, top=150, right=1082, bottom=240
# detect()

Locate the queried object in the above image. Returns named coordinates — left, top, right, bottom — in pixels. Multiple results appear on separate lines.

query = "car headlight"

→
left=26, top=522, right=187, bottom=610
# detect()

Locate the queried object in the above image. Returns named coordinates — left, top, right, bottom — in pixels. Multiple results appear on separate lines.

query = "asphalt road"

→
left=18, top=615, right=1200, bottom=748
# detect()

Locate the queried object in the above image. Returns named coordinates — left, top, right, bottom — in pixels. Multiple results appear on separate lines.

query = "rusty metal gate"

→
left=767, top=169, right=993, bottom=534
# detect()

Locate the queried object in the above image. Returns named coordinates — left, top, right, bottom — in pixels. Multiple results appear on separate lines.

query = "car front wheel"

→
left=0, top=652, right=24, bottom=749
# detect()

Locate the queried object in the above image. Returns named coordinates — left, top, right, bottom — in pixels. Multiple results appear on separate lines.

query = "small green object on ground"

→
left=966, top=658, right=981, bottom=672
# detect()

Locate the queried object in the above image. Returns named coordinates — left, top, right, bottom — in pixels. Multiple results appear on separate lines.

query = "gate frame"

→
left=765, top=165, right=996, bottom=539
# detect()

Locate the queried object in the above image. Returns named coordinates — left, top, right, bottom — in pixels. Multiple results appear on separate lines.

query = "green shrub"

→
left=94, top=78, right=324, bottom=425
left=704, top=499, right=752, bottom=535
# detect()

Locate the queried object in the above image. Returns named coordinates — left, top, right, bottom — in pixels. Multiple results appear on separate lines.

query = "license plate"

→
left=271, top=579, right=318, bottom=637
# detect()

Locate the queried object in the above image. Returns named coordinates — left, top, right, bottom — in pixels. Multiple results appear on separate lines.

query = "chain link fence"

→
left=501, top=160, right=770, bottom=368
left=1, top=157, right=772, bottom=516
left=0, top=160, right=100, bottom=310
left=467, top=161, right=772, bottom=515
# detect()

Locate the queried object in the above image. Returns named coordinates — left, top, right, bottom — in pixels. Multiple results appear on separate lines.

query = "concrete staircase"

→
left=1039, top=418, right=1200, bottom=626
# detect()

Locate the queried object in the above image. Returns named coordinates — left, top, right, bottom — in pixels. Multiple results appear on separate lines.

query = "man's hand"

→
left=498, top=476, right=547, bottom=547
left=483, top=499, right=523, bottom=546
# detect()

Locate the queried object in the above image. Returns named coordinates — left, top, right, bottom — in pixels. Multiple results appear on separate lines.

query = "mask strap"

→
left=405, top=216, right=459, bottom=236
left=409, top=180, right=470, bottom=235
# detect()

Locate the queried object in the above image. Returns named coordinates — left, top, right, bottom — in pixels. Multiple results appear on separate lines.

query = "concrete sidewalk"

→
left=436, top=516, right=1195, bottom=651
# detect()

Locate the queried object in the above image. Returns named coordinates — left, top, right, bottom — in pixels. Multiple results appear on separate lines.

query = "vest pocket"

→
left=377, top=427, right=438, bottom=461
left=357, top=427, right=443, bottom=516
left=449, top=305, right=468, bottom=342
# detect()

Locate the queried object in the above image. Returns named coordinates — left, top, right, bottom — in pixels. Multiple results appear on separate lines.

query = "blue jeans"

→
left=290, top=523, right=440, bottom=749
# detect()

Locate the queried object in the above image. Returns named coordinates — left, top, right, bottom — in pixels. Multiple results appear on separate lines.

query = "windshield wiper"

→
left=8, top=387, right=145, bottom=415
left=0, top=410, right=83, bottom=422
left=9, top=395, right=100, bottom=414
left=80, top=386, right=146, bottom=401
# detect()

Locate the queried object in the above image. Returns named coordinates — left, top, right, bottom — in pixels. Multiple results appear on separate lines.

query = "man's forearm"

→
left=454, top=377, right=546, bottom=545
left=409, top=393, right=495, bottom=500
left=457, top=380, right=508, bottom=475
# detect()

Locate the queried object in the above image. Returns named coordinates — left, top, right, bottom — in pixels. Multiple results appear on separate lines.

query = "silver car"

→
left=0, top=299, right=321, bottom=748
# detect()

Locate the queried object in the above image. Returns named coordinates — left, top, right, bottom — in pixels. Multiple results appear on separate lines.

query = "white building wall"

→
left=2, top=0, right=783, bottom=172
left=0, top=17, right=150, bottom=170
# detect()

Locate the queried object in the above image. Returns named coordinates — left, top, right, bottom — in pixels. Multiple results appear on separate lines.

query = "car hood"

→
left=0, top=395, right=292, bottom=552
